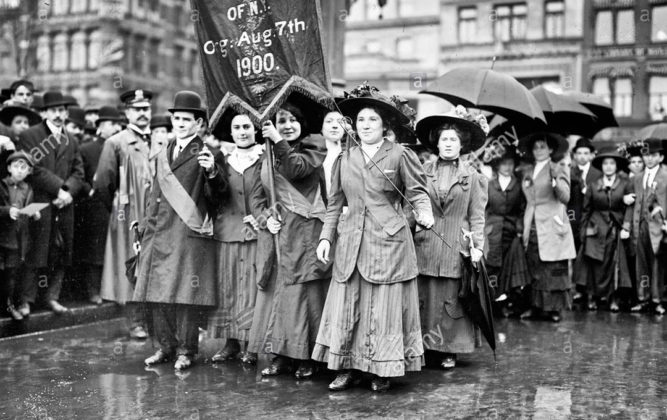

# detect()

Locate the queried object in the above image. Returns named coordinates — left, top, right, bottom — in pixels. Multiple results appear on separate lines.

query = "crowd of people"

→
left=0, top=78, right=666, bottom=392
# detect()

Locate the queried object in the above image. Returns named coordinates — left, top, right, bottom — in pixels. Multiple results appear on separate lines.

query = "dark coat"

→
left=628, top=165, right=667, bottom=254
left=581, top=176, right=632, bottom=261
left=74, top=137, right=109, bottom=265
left=132, top=136, right=229, bottom=306
left=0, top=177, right=33, bottom=258
left=485, top=174, right=524, bottom=267
left=413, top=159, right=487, bottom=278
left=17, top=121, right=84, bottom=267
left=320, top=140, right=433, bottom=284
left=569, top=164, right=603, bottom=245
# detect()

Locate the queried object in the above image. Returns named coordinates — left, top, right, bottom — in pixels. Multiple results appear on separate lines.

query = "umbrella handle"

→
left=462, top=228, right=478, bottom=269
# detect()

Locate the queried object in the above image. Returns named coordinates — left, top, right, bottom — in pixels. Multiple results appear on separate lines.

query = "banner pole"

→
left=264, top=137, right=281, bottom=266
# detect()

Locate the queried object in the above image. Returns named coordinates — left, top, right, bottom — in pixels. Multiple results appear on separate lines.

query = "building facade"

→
left=583, top=0, right=667, bottom=135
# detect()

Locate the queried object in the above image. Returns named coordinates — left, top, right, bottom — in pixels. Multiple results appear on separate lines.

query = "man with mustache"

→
left=92, top=89, right=154, bottom=339
left=17, top=91, right=85, bottom=315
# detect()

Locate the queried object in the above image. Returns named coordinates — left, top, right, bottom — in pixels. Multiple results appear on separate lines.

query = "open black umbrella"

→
left=421, top=67, right=546, bottom=127
left=459, top=231, right=496, bottom=357
left=530, top=86, right=597, bottom=136
left=562, top=91, right=618, bottom=131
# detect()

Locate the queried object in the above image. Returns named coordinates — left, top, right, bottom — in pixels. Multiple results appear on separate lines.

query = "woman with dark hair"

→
left=484, top=146, right=529, bottom=316
left=208, top=113, right=264, bottom=365
left=519, top=132, right=576, bottom=322
left=412, top=106, right=488, bottom=370
left=575, top=148, right=632, bottom=312
left=313, top=83, right=433, bottom=392
left=247, top=99, right=331, bottom=379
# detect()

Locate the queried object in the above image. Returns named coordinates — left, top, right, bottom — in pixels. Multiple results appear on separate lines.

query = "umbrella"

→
left=636, top=122, right=667, bottom=140
left=530, top=86, right=597, bottom=136
left=459, top=229, right=496, bottom=357
left=421, top=68, right=546, bottom=127
left=562, top=91, right=618, bottom=130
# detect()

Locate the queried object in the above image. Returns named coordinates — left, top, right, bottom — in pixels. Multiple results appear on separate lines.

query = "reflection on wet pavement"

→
left=1, top=311, right=666, bottom=419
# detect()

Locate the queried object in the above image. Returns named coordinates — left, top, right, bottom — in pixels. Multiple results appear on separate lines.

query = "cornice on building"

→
left=346, top=16, right=440, bottom=31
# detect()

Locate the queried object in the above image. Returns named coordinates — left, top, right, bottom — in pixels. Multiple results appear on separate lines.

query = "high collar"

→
left=45, top=119, right=63, bottom=135
left=128, top=124, right=151, bottom=136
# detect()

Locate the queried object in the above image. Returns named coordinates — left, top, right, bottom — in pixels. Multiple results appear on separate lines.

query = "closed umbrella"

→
left=421, top=67, right=546, bottom=127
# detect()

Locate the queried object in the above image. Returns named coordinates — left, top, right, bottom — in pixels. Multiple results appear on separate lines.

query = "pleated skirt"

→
left=418, top=275, right=481, bottom=354
left=207, top=241, right=258, bottom=341
left=312, top=270, right=424, bottom=378
left=247, top=269, right=329, bottom=360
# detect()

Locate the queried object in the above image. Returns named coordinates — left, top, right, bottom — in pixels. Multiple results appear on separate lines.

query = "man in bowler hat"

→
left=134, top=91, right=228, bottom=370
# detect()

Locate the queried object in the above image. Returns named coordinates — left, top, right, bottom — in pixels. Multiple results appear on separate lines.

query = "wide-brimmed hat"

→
left=120, top=89, right=153, bottom=108
left=519, top=132, right=570, bottom=160
left=572, top=136, right=595, bottom=153
left=42, top=91, right=70, bottom=109
left=0, top=105, right=41, bottom=127
left=6, top=150, right=34, bottom=167
left=487, top=145, right=521, bottom=168
left=592, top=148, right=629, bottom=173
left=150, top=114, right=172, bottom=130
left=95, top=106, right=123, bottom=127
left=415, top=106, right=488, bottom=154
left=67, top=106, right=86, bottom=128
left=168, top=90, right=207, bottom=120
left=338, top=83, right=410, bottom=126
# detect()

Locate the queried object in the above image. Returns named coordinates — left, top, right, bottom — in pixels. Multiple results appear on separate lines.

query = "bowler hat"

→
left=63, top=94, right=79, bottom=107
left=42, top=91, right=70, bottom=109
left=168, top=90, right=207, bottom=120
left=150, top=114, right=173, bottom=130
left=31, top=94, right=44, bottom=111
left=121, top=89, right=153, bottom=108
left=592, top=148, right=629, bottom=173
left=338, top=83, right=410, bottom=126
left=572, top=137, right=595, bottom=153
left=95, top=106, right=123, bottom=127
left=0, top=105, right=41, bottom=127
left=6, top=150, right=34, bottom=167
left=67, top=106, right=86, bottom=128
left=641, top=138, right=664, bottom=155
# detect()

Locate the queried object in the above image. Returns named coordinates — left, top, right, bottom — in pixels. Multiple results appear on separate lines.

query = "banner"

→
left=190, top=0, right=333, bottom=127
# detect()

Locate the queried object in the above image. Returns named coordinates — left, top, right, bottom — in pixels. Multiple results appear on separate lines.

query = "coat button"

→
left=156, top=198, right=161, bottom=203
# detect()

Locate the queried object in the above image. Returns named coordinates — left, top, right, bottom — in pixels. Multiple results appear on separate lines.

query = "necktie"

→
left=173, top=144, right=182, bottom=161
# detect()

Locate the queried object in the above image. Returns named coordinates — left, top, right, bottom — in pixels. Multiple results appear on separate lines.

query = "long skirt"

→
left=247, top=270, right=329, bottom=360
left=487, top=236, right=530, bottom=297
left=312, top=270, right=424, bottom=378
left=207, top=241, right=258, bottom=341
left=526, top=226, right=571, bottom=312
left=418, top=275, right=481, bottom=354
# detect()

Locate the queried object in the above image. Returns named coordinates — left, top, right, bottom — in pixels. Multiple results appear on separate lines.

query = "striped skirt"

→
left=312, top=270, right=424, bottom=378
left=207, top=241, right=258, bottom=341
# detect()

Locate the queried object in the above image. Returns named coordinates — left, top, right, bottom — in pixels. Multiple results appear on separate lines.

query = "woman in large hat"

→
left=207, top=112, right=264, bottom=365
left=484, top=144, right=529, bottom=316
left=313, top=83, right=434, bottom=391
left=518, top=132, right=576, bottom=322
left=411, top=105, right=488, bottom=370
left=574, top=148, right=632, bottom=312
left=247, top=96, right=332, bottom=379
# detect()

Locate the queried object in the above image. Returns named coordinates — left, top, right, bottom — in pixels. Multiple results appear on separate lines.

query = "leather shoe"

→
left=17, top=302, right=30, bottom=317
left=144, top=349, right=172, bottom=366
left=212, top=341, right=240, bottom=363
left=610, top=301, right=620, bottom=312
left=294, top=361, right=315, bottom=379
left=630, top=303, right=647, bottom=312
left=240, top=352, right=257, bottom=365
left=130, top=326, right=148, bottom=340
left=261, top=356, right=292, bottom=376
left=549, top=311, right=561, bottom=323
left=48, top=300, right=69, bottom=315
left=7, top=306, right=23, bottom=321
left=370, top=376, right=391, bottom=392
left=174, top=355, right=193, bottom=370
left=441, top=354, right=457, bottom=370
left=89, top=295, right=103, bottom=305
left=328, top=371, right=357, bottom=391
left=654, top=304, right=666, bottom=315
left=519, top=309, right=535, bottom=319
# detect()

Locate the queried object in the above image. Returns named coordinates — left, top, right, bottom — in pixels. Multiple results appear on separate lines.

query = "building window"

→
left=493, top=3, right=527, bottom=42
left=70, top=0, right=87, bottom=13
left=396, top=36, right=413, bottom=59
left=70, top=32, right=87, bottom=70
left=458, top=7, right=477, bottom=44
left=149, top=39, right=160, bottom=76
left=53, top=0, right=69, bottom=15
left=134, top=36, right=145, bottom=73
left=174, top=45, right=184, bottom=81
left=88, top=30, right=102, bottom=69
left=398, top=0, right=415, bottom=17
left=544, top=1, right=564, bottom=38
left=652, top=5, right=667, bottom=42
left=52, top=33, right=69, bottom=71
left=36, top=35, right=51, bottom=72
left=594, top=9, right=634, bottom=46
left=649, top=76, right=667, bottom=120
left=613, top=78, right=633, bottom=117
left=366, top=40, right=381, bottom=54
left=592, top=77, right=611, bottom=105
